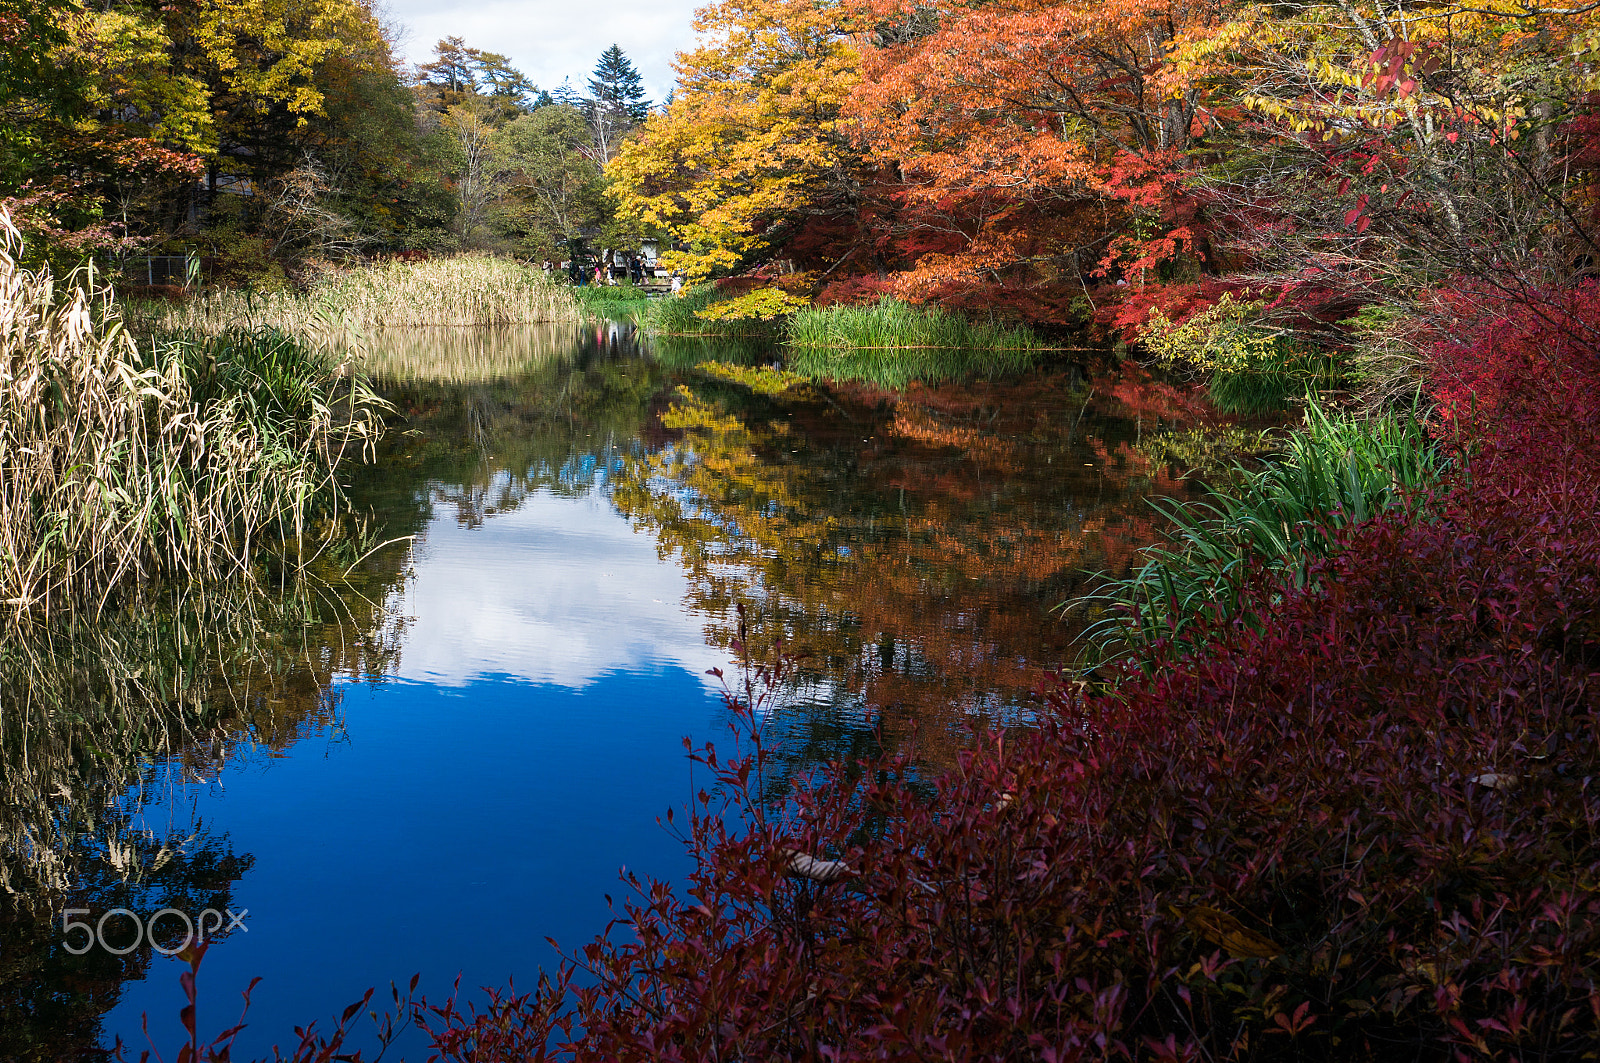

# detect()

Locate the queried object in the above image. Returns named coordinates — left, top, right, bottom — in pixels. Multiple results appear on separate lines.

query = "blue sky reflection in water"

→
left=105, top=488, right=731, bottom=1058
left=69, top=325, right=1202, bottom=1059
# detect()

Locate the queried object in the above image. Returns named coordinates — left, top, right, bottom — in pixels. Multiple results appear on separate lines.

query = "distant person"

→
left=593, top=264, right=604, bottom=286
left=629, top=257, right=643, bottom=284
left=670, top=271, right=684, bottom=295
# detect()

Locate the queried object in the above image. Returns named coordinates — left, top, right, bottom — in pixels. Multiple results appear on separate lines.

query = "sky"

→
left=382, top=0, right=702, bottom=106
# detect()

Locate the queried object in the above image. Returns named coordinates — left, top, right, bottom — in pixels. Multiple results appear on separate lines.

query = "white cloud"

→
left=383, top=0, right=700, bottom=105
left=393, top=489, right=726, bottom=689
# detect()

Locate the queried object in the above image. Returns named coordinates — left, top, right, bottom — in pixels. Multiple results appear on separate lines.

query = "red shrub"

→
left=1428, top=282, right=1600, bottom=486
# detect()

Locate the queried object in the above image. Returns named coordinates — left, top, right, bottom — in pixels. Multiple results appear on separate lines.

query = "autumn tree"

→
left=1186, top=0, right=1600, bottom=324
left=477, top=50, right=540, bottom=111
left=299, top=22, right=458, bottom=254
left=607, top=0, right=868, bottom=279
left=0, top=0, right=209, bottom=254
left=0, top=1, right=465, bottom=263
left=418, top=34, right=479, bottom=95
left=440, top=99, right=508, bottom=244
left=0, top=0, right=78, bottom=195
left=840, top=0, right=1250, bottom=316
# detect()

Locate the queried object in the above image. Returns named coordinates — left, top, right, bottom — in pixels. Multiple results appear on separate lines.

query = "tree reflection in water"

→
left=610, top=360, right=1225, bottom=771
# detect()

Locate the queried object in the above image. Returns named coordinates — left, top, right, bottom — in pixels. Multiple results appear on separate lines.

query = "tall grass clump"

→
left=1076, top=402, right=1445, bottom=664
left=787, top=297, right=1045, bottom=351
left=574, top=281, right=651, bottom=312
left=787, top=343, right=1040, bottom=388
left=637, top=284, right=775, bottom=337
left=128, top=254, right=582, bottom=338
left=0, top=218, right=383, bottom=616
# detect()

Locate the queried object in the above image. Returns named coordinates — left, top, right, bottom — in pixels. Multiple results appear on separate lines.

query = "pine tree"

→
left=549, top=78, right=584, bottom=107
left=418, top=36, right=478, bottom=94
left=588, top=45, right=650, bottom=124
left=473, top=50, right=538, bottom=110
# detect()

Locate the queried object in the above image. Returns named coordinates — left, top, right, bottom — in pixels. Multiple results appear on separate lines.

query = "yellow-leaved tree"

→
left=606, top=0, right=863, bottom=279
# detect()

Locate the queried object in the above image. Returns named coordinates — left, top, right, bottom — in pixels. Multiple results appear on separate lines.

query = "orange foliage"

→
left=838, top=0, right=1242, bottom=305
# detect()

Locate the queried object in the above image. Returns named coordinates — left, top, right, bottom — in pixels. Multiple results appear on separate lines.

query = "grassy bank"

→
left=128, top=254, right=583, bottom=338
left=638, top=289, right=1047, bottom=385
left=573, top=281, right=651, bottom=314
left=0, top=224, right=383, bottom=616
left=642, top=289, right=1046, bottom=351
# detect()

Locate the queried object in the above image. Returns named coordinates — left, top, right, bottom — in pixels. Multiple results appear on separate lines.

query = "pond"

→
left=1, top=322, right=1228, bottom=1060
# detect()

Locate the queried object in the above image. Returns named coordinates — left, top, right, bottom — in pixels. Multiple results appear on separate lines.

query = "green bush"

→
left=574, top=281, right=651, bottom=309
left=1074, top=402, right=1446, bottom=665
left=785, top=344, right=1039, bottom=389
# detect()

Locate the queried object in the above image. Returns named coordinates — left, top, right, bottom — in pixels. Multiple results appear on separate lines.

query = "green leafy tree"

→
left=0, top=0, right=77, bottom=190
left=302, top=32, right=458, bottom=253
left=498, top=104, right=607, bottom=255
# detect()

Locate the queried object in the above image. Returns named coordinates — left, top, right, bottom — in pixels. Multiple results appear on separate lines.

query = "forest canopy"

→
left=6, top=0, right=1595, bottom=373
left=0, top=7, right=658, bottom=279
left=608, top=0, right=1600, bottom=357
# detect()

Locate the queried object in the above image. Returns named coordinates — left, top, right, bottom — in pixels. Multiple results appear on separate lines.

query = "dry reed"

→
left=129, top=254, right=584, bottom=338
left=0, top=213, right=382, bottom=617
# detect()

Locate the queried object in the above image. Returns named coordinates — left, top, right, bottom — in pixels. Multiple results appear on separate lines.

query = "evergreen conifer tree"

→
left=588, top=45, right=650, bottom=123
left=418, top=36, right=478, bottom=94
left=549, top=78, right=584, bottom=107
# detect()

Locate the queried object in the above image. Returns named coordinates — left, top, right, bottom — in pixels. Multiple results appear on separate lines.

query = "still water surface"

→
left=2, top=324, right=1212, bottom=1059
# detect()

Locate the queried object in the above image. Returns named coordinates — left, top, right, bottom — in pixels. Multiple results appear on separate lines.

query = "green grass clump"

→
left=636, top=285, right=777, bottom=337
left=787, top=344, right=1039, bottom=389
left=0, top=218, right=384, bottom=616
left=573, top=281, right=651, bottom=311
left=1074, top=402, right=1446, bottom=665
left=787, top=297, right=1044, bottom=352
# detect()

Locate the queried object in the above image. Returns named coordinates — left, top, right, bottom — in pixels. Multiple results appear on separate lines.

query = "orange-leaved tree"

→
left=842, top=0, right=1253, bottom=316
